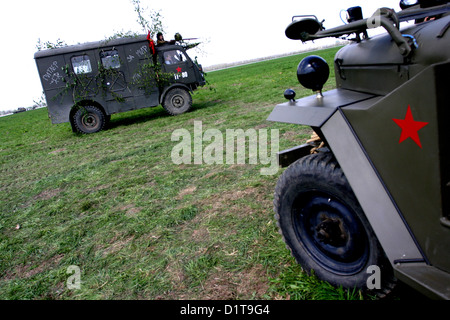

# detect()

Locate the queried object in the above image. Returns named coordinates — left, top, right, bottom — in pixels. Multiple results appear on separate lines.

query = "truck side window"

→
left=163, top=50, right=187, bottom=65
left=100, top=50, right=121, bottom=69
left=71, top=55, right=92, bottom=74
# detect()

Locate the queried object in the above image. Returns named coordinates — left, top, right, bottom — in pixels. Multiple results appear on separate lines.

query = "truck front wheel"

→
left=274, top=152, right=395, bottom=295
left=162, top=88, right=192, bottom=115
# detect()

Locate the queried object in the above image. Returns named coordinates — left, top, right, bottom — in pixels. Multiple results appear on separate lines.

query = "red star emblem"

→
left=176, top=67, right=182, bottom=73
left=393, top=105, right=429, bottom=148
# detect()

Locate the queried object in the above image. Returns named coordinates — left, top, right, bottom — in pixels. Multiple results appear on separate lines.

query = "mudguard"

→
left=267, top=88, right=376, bottom=127
left=159, top=83, right=192, bottom=105
left=267, top=88, right=377, bottom=168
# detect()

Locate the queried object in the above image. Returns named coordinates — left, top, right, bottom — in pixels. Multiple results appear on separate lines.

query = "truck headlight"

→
left=297, top=55, right=329, bottom=96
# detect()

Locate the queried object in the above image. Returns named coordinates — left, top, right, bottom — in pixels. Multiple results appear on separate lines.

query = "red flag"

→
left=147, top=31, right=155, bottom=55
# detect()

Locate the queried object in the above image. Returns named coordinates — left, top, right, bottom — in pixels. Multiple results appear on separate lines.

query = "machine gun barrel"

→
left=308, top=16, right=412, bottom=56
left=292, top=4, right=449, bottom=56
left=396, top=3, right=449, bottom=21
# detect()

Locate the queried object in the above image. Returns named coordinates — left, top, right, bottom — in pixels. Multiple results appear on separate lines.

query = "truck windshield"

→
left=163, top=50, right=187, bottom=65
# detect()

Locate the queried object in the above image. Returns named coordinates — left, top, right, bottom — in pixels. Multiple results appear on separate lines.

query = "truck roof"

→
left=34, top=34, right=149, bottom=59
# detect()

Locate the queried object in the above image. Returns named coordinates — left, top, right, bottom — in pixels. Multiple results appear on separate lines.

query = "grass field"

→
left=0, top=46, right=375, bottom=300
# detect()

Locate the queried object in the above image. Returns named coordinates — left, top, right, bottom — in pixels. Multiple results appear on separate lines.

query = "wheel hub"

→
left=82, top=114, right=98, bottom=128
left=316, top=216, right=347, bottom=246
left=172, top=95, right=184, bottom=108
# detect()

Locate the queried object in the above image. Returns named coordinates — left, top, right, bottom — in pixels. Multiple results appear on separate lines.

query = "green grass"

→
left=0, top=46, right=366, bottom=300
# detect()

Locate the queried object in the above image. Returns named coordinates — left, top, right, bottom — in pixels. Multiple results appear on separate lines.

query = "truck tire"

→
left=274, top=152, right=395, bottom=294
left=73, top=105, right=106, bottom=134
left=162, top=88, right=192, bottom=115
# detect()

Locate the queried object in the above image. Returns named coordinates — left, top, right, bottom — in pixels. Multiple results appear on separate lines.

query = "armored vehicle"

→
left=34, top=34, right=205, bottom=133
left=268, top=0, right=450, bottom=299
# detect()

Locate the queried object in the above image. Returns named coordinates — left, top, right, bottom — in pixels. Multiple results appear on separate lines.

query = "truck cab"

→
left=157, top=44, right=205, bottom=90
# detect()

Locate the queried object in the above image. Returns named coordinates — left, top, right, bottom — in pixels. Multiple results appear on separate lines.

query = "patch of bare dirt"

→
left=48, top=148, right=66, bottom=155
left=199, top=186, right=270, bottom=215
left=191, top=228, right=210, bottom=242
left=3, top=254, right=64, bottom=280
left=115, top=204, right=142, bottom=218
left=34, top=188, right=63, bottom=201
left=157, top=262, right=270, bottom=300
left=176, top=186, right=197, bottom=200
left=200, top=264, right=270, bottom=299
left=102, top=235, right=135, bottom=256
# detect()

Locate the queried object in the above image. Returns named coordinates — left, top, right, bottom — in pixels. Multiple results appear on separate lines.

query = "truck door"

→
left=123, top=41, right=159, bottom=108
left=66, top=53, right=99, bottom=102
left=98, top=48, right=133, bottom=102
left=35, top=54, right=70, bottom=123
left=161, top=48, right=197, bottom=85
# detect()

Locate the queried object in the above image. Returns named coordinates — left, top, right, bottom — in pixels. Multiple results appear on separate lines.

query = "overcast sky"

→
left=0, top=0, right=404, bottom=112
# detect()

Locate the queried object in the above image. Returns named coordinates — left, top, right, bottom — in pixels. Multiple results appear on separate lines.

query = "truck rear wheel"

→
left=162, top=88, right=192, bottom=115
left=274, top=152, right=395, bottom=295
left=73, top=105, right=106, bottom=134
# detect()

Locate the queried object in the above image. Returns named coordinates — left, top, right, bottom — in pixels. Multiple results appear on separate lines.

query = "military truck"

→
left=34, top=34, right=205, bottom=133
left=268, top=0, right=450, bottom=299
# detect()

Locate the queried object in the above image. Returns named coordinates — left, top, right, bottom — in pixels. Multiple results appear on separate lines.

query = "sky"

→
left=0, top=0, right=405, bottom=112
